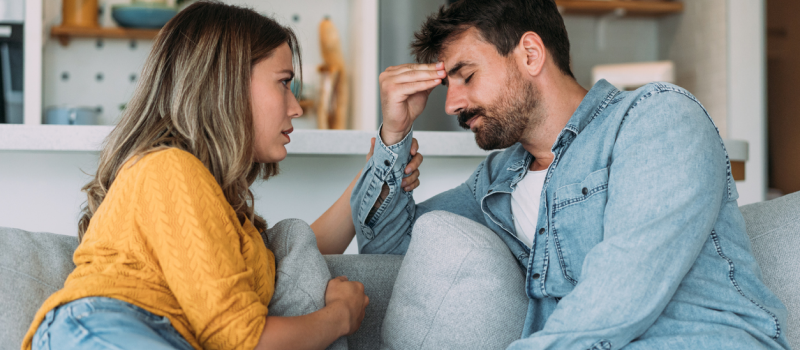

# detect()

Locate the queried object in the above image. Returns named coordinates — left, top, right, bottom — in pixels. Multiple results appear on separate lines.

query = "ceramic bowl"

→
left=111, top=3, right=177, bottom=29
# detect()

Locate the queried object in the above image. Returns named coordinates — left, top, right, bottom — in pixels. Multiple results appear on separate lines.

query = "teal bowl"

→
left=112, top=4, right=177, bottom=29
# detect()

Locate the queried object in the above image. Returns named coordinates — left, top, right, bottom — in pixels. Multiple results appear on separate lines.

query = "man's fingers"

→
left=391, top=69, right=446, bottom=84
left=390, top=79, right=442, bottom=98
left=385, top=62, right=442, bottom=74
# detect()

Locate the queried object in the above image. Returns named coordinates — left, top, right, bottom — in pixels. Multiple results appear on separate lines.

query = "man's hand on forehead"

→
left=378, top=61, right=447, bottom=145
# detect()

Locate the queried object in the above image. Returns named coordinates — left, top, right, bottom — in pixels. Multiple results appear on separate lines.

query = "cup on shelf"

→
left=62, top=0, right=99, bottom=28
left=44, top=106, right=100, bottom=125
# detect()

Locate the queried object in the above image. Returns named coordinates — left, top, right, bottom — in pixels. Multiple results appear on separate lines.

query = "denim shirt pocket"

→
left=552, top=167, right=610, bottom=284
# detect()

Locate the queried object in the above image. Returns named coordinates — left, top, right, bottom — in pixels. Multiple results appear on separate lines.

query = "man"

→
left=350, top=0, right=790, bottom=349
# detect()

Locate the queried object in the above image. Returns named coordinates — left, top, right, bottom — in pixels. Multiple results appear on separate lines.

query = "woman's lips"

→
left=281, top=127, right=293, bottom=142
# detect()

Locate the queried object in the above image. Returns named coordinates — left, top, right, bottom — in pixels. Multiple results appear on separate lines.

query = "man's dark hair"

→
left=411, top=0, right=574, bottom=78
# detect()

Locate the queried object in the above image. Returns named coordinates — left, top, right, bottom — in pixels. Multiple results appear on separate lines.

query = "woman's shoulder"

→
left=119, top=148, right=218, bottom=189
left=123, top=148, right=204, bottom=173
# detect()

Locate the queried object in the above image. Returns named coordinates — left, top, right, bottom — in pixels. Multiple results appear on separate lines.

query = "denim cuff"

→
left=363, top=126, right=413, bottom=227
left=370, top=125, right=414, bottom=183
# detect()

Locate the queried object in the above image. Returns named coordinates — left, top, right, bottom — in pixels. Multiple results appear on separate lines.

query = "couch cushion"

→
left=0, top=227, right=78, bottom=350
left=325, top=254, right=404, bottom=350
left=739, top=191, right=800, bottom=349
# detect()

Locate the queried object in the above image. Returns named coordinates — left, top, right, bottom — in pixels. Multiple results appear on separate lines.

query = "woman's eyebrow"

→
left=277, top=69, right=295, bottom=79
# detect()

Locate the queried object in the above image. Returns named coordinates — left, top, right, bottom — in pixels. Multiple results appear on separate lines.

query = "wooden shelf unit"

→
left=555, top=0, right=683, bottom=17
left=51, top=25, right=160, bottom=46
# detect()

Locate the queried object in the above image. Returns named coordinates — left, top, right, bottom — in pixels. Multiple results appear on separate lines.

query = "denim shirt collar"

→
left=557, top=79, right=620, bottom=150
left=497, top=80, right=621, bottom=190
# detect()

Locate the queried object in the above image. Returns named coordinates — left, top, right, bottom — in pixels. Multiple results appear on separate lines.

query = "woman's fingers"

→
left=405, top=152, right=423, bottom=175
left=410, top=138, right=419, bottom=156
left=366, top=137, right=376, bottom=161
left=403, top=175, right=420, bottom=192
left=402, top=169, right=420, bottom=191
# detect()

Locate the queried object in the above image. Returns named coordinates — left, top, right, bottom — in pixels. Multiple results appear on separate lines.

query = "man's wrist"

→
left=380, top=126, right=411, bottom=146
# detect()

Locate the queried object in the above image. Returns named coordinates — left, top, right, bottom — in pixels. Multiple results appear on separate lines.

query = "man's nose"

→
left=445, top=85, right=467, bottom=115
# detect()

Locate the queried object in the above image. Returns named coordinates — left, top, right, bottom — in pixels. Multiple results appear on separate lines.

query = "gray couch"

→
left=1, top=191, right=798, bottom=350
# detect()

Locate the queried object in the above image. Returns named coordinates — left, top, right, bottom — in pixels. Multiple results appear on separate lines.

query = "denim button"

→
left=383, top=160, right=391, bottom=166
left=538, top=228, right=545, bottom=235
left=532, top=273, right=541, bottom=279
left=582, top=187, right=589, bottom=195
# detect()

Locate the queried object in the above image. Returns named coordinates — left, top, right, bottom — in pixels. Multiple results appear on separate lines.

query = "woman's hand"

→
left=256, top=276, right=369, bottom=350
left=325, top=276, right=369, bottom=336
left=366, top=137, right=424, bottom=192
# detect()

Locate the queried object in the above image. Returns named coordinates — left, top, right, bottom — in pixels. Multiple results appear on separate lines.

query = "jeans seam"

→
left=67, top=305, right=126, bottom=350
left=710, top=230, right=782, bottom=340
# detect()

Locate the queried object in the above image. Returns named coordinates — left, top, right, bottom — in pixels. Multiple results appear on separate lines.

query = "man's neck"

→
left=521, top=74, right=587, bottom=171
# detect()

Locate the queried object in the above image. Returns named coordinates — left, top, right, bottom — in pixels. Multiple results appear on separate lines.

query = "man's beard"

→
left=457, top=72, right=540, bottom=150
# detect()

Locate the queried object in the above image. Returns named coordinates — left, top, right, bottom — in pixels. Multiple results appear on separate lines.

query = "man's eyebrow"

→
left=447, top=61, right=474, bottom=77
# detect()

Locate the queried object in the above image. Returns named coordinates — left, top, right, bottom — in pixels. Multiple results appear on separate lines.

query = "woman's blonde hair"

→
left=77, top=1, right=301, bottom=241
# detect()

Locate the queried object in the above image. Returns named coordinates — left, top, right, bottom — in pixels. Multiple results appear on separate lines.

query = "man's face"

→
left=440, top=28, right=541, bottom=150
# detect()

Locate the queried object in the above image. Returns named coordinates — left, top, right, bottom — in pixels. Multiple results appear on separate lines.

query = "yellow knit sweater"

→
left=22, top=148, right=276, bottom=350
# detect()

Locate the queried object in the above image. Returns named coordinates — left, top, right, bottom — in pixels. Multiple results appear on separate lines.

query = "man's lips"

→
left=466, top=116, right=480, bottom=130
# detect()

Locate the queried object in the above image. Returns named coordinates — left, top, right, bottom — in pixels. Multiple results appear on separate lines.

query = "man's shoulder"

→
left=616, top=82, right=705, bottom=112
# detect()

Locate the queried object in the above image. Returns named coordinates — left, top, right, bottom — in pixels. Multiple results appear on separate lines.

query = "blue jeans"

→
left=32, top=297, right=194, bottom=350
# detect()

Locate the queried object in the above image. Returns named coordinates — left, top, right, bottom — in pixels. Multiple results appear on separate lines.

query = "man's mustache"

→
left=457, top=107, right=486, bottom=129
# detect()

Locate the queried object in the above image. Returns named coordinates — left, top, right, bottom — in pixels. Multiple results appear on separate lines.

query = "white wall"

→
left=0, top=151, right=483, bottom=253
left=728, top=0, right=767, bottom=205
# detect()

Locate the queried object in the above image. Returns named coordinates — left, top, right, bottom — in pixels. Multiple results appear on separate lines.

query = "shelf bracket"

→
left=595, top=8, right=626, bottom=51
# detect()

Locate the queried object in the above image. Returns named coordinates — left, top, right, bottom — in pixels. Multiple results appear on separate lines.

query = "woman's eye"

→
left=465, top=73, right=475, bottom=84
left=281, top=79, right=292, bottom=87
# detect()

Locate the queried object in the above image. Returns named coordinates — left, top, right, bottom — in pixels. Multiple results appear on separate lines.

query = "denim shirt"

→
left=351, top=80, right=790, bottom=349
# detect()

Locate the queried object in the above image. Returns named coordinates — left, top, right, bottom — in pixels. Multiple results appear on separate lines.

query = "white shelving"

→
left=0, top=124, right=749, bottom=161
left=24, top=0, right=380, bottom=129
left=23, top=0, right=43, bottom=125
left=0, top=125, right=489, bottom=157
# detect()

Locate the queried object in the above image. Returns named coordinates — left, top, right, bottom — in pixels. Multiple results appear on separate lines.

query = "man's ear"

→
left=516, top=31, right=546, bottom=78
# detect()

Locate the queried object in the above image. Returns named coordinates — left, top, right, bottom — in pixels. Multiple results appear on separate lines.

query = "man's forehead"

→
left=437, top=28, right=495, bottom=67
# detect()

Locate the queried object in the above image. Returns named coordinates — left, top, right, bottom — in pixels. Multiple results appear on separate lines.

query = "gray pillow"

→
left=381, top=211, right=529, bottom=349
left=739, top=191, right=800, bottom=349
left=0, top=227, right=78, bottom=350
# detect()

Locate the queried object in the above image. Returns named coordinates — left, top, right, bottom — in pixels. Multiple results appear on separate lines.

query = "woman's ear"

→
left=517, top=31, right=546, bottom=78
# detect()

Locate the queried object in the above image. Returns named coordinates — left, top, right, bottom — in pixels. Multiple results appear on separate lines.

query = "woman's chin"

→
left=254, top=147, right=287, bottom=163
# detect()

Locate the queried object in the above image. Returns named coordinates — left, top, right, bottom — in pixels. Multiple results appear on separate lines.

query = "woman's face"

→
left=251, top=43, right=303, bottom=163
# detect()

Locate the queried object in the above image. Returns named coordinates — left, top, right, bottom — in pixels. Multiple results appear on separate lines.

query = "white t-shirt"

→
left=511, top=169, right=548, bottom=248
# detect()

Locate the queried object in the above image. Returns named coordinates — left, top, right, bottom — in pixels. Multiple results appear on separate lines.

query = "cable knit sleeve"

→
left=135, top=149, right=269, bottom=350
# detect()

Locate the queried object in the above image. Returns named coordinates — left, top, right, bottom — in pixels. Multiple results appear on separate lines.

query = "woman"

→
left=22, top=2, right=422, bottom=350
